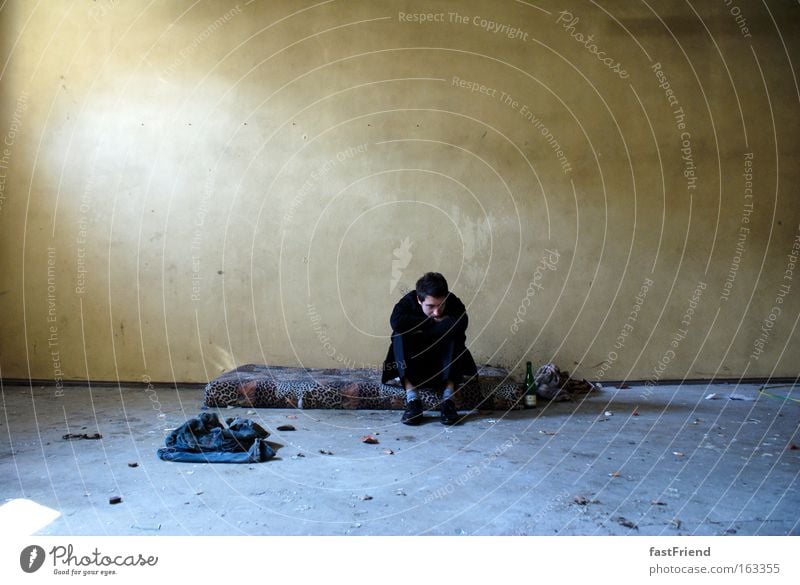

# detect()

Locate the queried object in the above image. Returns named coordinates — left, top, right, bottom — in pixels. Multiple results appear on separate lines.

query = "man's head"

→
left=416, top=272, right=449, bottom=319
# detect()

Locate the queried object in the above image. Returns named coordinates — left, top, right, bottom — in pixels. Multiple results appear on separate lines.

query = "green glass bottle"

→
left=524, top=361, right=537, bottom=408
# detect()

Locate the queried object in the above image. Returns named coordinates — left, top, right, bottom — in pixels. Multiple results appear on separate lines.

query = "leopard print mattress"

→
left=203, top=364, right=523, bottom=410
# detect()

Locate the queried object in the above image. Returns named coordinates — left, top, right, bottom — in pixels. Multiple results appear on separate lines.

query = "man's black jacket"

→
left=381, top=291, right=477, bottom=384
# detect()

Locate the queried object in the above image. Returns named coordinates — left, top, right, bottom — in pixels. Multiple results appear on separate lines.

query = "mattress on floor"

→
left=203, top=364, right=523, bottom=410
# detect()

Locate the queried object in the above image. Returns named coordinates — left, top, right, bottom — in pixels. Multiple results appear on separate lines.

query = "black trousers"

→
left=391, top=331, right=463, bottom=391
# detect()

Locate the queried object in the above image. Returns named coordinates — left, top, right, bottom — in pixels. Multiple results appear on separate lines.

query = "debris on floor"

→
left=728, top=393, right=756, bottom=401
left=614, top=516, right=638, bottom=529
left=63, top=432, right=102, bottom=440
left=706, top=390, right=759, bottom=401
left=131, top=524, right=161, bottom=531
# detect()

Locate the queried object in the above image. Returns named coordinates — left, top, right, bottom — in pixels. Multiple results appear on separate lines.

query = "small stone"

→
left=615, top=516, right=638, bottom=530
left=109, top=496, right=122, bottom=505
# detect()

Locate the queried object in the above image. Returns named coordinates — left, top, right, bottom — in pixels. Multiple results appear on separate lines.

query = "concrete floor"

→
left=1, top=380, right=798, bottom=536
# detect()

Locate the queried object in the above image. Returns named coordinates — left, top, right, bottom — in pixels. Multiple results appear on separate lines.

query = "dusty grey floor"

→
left=1, top=380, right=798, bottom=536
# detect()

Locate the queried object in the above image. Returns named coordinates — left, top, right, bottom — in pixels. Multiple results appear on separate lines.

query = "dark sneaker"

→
left=401, top=399, right=424, bottom=425
left=440, top=399, right=460, bottom=426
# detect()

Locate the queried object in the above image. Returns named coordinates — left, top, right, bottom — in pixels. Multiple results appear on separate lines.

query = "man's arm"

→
left=435, top=294, right=468, bottom=336
left=389, top=293, right=429, bottom=333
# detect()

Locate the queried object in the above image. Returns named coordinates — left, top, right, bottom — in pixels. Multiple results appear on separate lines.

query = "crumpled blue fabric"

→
left=157, top=412, right=276, bottom=463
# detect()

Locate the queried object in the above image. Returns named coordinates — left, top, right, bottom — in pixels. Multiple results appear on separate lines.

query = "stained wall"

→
left=0, top=1, right=798, bottom=385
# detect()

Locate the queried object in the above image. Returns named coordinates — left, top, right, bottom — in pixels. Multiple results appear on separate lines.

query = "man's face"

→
left=418, top=295, right=447, bottom=319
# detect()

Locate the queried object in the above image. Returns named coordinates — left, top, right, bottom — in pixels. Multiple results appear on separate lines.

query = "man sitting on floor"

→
left=382, top=272, right=478, bottom=425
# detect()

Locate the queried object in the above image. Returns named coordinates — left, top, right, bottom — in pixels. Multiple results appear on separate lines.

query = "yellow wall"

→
left=1, top=0, right=798, bottom=385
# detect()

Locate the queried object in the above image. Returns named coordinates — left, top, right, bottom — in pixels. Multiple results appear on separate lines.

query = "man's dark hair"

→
left=416, top=272, right=449, bottom=301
